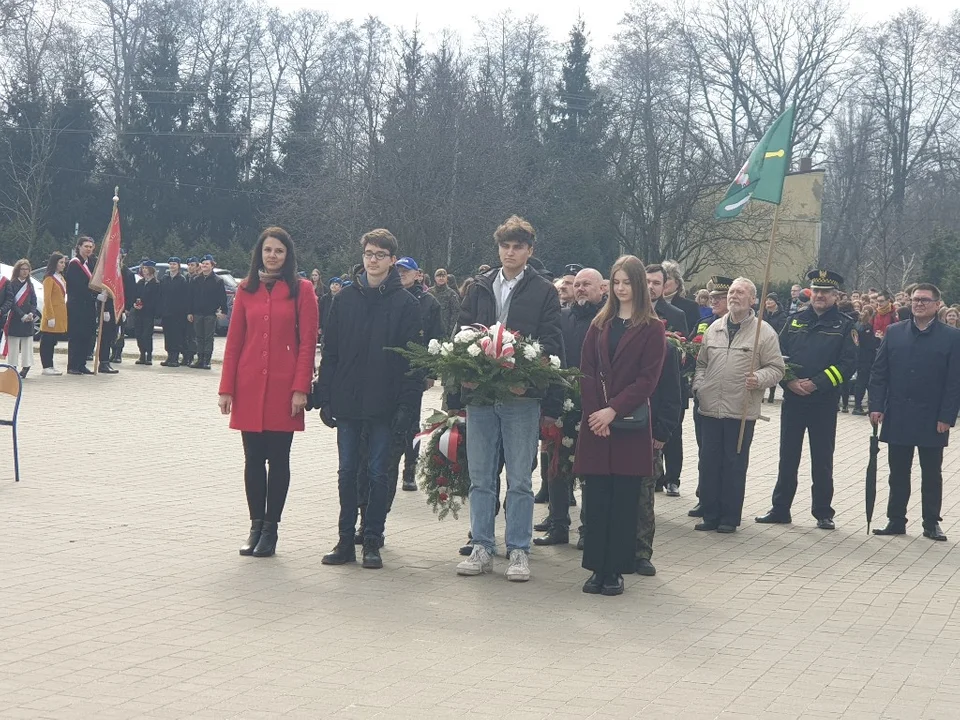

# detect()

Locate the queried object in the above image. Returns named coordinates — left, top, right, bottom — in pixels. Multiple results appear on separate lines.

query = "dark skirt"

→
left=582, top=474, right=641, bottom=576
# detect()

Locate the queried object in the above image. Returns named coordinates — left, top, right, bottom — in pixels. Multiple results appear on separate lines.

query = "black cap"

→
left=709, top=276, right=734, bottom=294
left=807, top=269, right=843, bottom=289
left=563, top=263, right=584, bottom=277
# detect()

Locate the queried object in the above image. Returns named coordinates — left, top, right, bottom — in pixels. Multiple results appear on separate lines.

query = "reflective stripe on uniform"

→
left=824, top=365, right=842, bottom=386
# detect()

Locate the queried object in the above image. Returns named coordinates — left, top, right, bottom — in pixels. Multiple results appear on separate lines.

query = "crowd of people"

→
left=210, top=217, right=959, bottom=599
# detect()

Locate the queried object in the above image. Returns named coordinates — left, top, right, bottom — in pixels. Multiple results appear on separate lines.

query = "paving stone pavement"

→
left=2, top=371, right=960, bottom=720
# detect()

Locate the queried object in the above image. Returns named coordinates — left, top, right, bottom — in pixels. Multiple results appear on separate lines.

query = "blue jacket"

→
left=869, top=318, right=960, bottom=448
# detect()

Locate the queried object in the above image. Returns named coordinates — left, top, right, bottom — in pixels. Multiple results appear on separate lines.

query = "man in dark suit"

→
left=870, top=282, right=960, bottom=541
left=662, top=260, right=701, bottom=337
left=647, top=264, right=689, bottom=497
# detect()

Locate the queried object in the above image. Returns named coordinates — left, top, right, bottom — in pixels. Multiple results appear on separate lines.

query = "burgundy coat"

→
left=219, top=278, right=319, bottom=433
left=573, top=320, right=666, bottom=478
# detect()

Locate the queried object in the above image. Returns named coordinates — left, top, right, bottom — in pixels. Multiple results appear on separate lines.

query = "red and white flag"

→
left=89, top=196, right=125, bottom=313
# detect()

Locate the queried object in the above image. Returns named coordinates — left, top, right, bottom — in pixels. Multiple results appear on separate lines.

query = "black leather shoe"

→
left=402, top=477, right=417, bottom=491
left=78, top=366, right=94, bottom=375
left=533, top=528, right=569, bottom=546
left=533, top=488, right=549, bottom=504
left=67, top=369, right=82, bottom=375
left=695, top=521, right=719, bottom=531
left=601, top=574, right=624, bottom=596
left=755, top=511, right=792, bottom=524
left=252, top=520, right=278, bottom=557
left=635, top=558, right=656, bottom=576
left=688, top=503, right=703, bottom=517
left=852, top=407, right=866, bottom=416
left=98, top=363, right=119, bottom=374
left=135, top=354, right=146, bottom=365
left=322, top=539, right=357, bottom=565
left=582, top=573, right=602, bottom=594
left=361, top=539, right=383, bottom=569
left=717, top=525, right=737, bottom=533
left=872, top=523, right=906, bottom=536
left=576, top=534, right=584, bottom=551
left=534, top=518, right=553, bottom=532
left=816, top=518, right=836, bottom=530
left=923, top=523, right=947, bottom=541
left=144, top=353, right=153, bottom=366
left=239, top=520, right=264, bottom=556
left=665, top=483, right=680, bottom=497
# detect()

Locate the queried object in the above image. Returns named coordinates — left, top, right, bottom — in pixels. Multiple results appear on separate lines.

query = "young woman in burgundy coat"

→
left=574, top=255, right=665, bottom=596
left=218, top=227, right=319, bottom=557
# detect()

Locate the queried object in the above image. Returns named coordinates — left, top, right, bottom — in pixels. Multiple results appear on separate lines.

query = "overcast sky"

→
left=272, top=0, right=955, bottom=46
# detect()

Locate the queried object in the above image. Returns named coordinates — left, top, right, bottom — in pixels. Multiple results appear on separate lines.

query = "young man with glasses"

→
left=870, top=284, right=960, bottom=542
left=757, top=269, right=858, bottom=530
left=318, top=230, right=422, bottom=570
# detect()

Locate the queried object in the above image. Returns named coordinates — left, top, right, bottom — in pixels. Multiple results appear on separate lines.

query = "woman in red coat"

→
left=574, top=255, right=665, bottom=596
left=218, top=227, right=319, bottom=557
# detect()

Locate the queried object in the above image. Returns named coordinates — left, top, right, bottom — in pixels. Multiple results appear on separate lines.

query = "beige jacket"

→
left=693, top=311, right=785, bottom=421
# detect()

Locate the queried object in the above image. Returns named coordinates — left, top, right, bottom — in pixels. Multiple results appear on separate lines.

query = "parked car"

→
left=5, top=264, right=45, bottom=339
left=125, top=264, right=238, bottom=337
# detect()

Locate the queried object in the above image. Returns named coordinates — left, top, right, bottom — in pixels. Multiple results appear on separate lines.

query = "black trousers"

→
left=886, top=444, right=943, bottom=529
left=582, top=474, right=641, bottom=576
left=241, top=431, right=294, bottom=523
left=698, top=416, right=755, bottom=526
left=39, top=332, right=65, bottom=368
left=547, top=468, right=572, bottom=529
left=136, top=316, right=154, bottom=354
left=853, top=361, right=873, bottom=409
left=98, top=318, right=118, bottom=362
left=162, top=314, right=187, bottom=361
left=772, top=399, right=837, bottom=520
left=662, top=405, right=686, bottom=486
left=67, top=306, right=94, bottom=371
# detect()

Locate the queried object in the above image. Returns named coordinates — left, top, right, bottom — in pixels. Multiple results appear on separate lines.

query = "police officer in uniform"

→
left=182, top=257, right=200, bottom=366
left=756, top=269, right=858, bottom=530
left=688, top=276, right=731, bottom=518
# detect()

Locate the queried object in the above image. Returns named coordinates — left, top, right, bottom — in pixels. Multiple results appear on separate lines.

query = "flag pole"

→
left=93, top=188, right=120, bottom=376
left=737, top=202, right=782, bottom=453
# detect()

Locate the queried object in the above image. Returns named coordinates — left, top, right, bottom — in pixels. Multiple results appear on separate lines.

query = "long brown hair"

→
left=243, top=226, right=299, bottom=297
left=593, top=255, right=658, bottom=329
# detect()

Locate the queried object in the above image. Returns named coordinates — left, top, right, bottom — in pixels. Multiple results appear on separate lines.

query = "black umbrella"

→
left=866, top=424, right=880, bottom=534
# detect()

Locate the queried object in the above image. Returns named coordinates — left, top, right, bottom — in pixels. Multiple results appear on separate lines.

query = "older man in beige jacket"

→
left=692, top=277, right=785, bottom=532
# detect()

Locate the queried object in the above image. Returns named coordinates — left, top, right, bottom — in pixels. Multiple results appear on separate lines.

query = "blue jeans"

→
left=337, top=419, right=391, bottom=540
left=466, top=399, right=540, bottom=554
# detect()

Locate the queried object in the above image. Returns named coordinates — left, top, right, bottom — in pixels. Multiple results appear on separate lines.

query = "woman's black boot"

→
left=239, top=520, right=264, bottom=556
left=252, top=520, right=278, bottom=557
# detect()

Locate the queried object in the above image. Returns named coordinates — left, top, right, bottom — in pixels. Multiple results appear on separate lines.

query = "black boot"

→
left=202, top=355, right=212, bottom=370
left=362, top=538, right=383, bottom=569
left=135, top=353, right=146, bottom=365
left=18, top=367, right=29, bottom=379
left=252, top=520, right=278, bottom=557
left=98, top=363, right=119, bottom=374
left=322, top=537, right=357, bottom=565
left=239, top=520, right=264, bottom=556
left=145, top=352, right=153, bottom=366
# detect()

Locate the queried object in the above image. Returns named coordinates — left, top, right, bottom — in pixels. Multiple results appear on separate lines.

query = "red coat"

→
left=574, top=320, right=665, bottom=478
left=219, top=278, right=319, bottom=433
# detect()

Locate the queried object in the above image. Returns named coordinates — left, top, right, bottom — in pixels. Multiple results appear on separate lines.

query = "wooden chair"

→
left=0, top=364, right=22, bottom=482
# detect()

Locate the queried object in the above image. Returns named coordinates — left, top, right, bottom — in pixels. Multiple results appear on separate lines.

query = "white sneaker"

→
left=456, top=545, right=493, bottom=576
left=42, top=368, right=62, bottom=376
left=505, top=549, right=531, bottom=582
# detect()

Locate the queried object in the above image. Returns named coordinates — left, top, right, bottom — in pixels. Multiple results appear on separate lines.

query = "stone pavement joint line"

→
left=1, top=373, right=959, bottom=719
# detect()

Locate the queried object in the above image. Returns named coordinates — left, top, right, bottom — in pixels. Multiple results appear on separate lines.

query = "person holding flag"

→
left=2, top=259, right=39, bottom=378
left=88, top=189, right=127, bottom=376
left=66, top=236, right=100, bottom=375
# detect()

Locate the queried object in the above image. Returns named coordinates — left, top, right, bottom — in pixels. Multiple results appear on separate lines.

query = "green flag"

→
left=715, top=105, right=796, bottom=219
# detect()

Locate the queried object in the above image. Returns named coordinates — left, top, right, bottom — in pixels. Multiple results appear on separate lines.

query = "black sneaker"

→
left=635, top=558, right=656, bottom=576
left=321, top=540, right=356, bottom=565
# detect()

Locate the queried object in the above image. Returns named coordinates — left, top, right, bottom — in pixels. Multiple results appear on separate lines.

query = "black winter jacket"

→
left=855, top=321, right=878, bottom=365
left=160, top=273, right=190, bottom=316
left=5, top=278, right=38, bottom=337
left=870, top=319, right=960, bottom=448
left=763, top=305, right=788, bottom=335
left=668, top=294, right=701, bottom=338
left=453, top=266, right=565, bottom=416
left=136, top=278, right=160, bottom=322
left=778, top=305, right=858, bottom=404
left=122, top=267, right=138, bottom=312
left=190, top=272, right=228, bottom=315
left=316, top=268, right=422, bottom=421
left=408, top=283, right=444, bottom=344
left=652, top=342, right=683, bottom=444
left=655, top=297, right=689, bottom=336
left=560, top=300, right=602, bottom=369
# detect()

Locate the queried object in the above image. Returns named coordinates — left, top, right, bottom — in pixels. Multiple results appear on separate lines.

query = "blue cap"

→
left=142, top=259, right=156, bottom=268
left=186, top=256, right=198, bottom=263
left=395, top=257, right=419, bottom=271
left=329, top=277, right=341, bottom=286
left=340, top=280, right=353, bottom=288
left=202, top=254, right=215, bottom=263
left=168, top=256, right=181, bottom=264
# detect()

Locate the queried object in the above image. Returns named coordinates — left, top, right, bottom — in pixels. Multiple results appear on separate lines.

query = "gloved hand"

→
left=103, top=312, right=111, bottom=323
left=47, top=319, right=55, bottom=328
left=319, top=404, right=337, bottom=429
left=97, top=292, right=107, bottom=303
left=391, top=405, right=412, bottom=436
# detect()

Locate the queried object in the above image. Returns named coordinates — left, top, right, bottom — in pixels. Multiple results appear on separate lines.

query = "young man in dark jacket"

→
left=159, top=257, right=190, bottom=367
left=453, top=216, right=564, bottom=583
left=318, top=229, right=421, bottom=570
left=187, top=254, right=227, bottom=369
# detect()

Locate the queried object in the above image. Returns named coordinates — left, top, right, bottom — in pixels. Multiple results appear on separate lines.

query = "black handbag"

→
left=597, top=331, right=650, bottom=430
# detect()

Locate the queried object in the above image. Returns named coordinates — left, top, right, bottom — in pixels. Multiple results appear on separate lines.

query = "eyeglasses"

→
left=911, top=297, right=936, bottom=306
left=709, top=296, right=724, bottom=304
left=363, top=251, right=391, bottom=261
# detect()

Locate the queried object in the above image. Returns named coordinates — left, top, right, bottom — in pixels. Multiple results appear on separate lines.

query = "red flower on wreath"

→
left=436, top=476, right=448, bottom=487
left=439, top=492, right=449, bottom=502
left=693, top=335, right=703, bottom=344
left=432, top=454, right=444, bottom=466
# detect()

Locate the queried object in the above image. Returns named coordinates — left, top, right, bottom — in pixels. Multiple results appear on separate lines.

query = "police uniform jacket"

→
left=869, top=319, right=960, bottom=448
left=695, top=312, right=722, bottom=338
left=779, top=305, right=857, bottom=403
left=559, top=300, right=601, bottom=370
left=160, top=272, right=190, bottom=316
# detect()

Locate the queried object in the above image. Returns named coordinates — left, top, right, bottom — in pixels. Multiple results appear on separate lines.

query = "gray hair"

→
left=662, top=260, right=685, bottom=295
left=731, top=277, right=757, bottom=298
